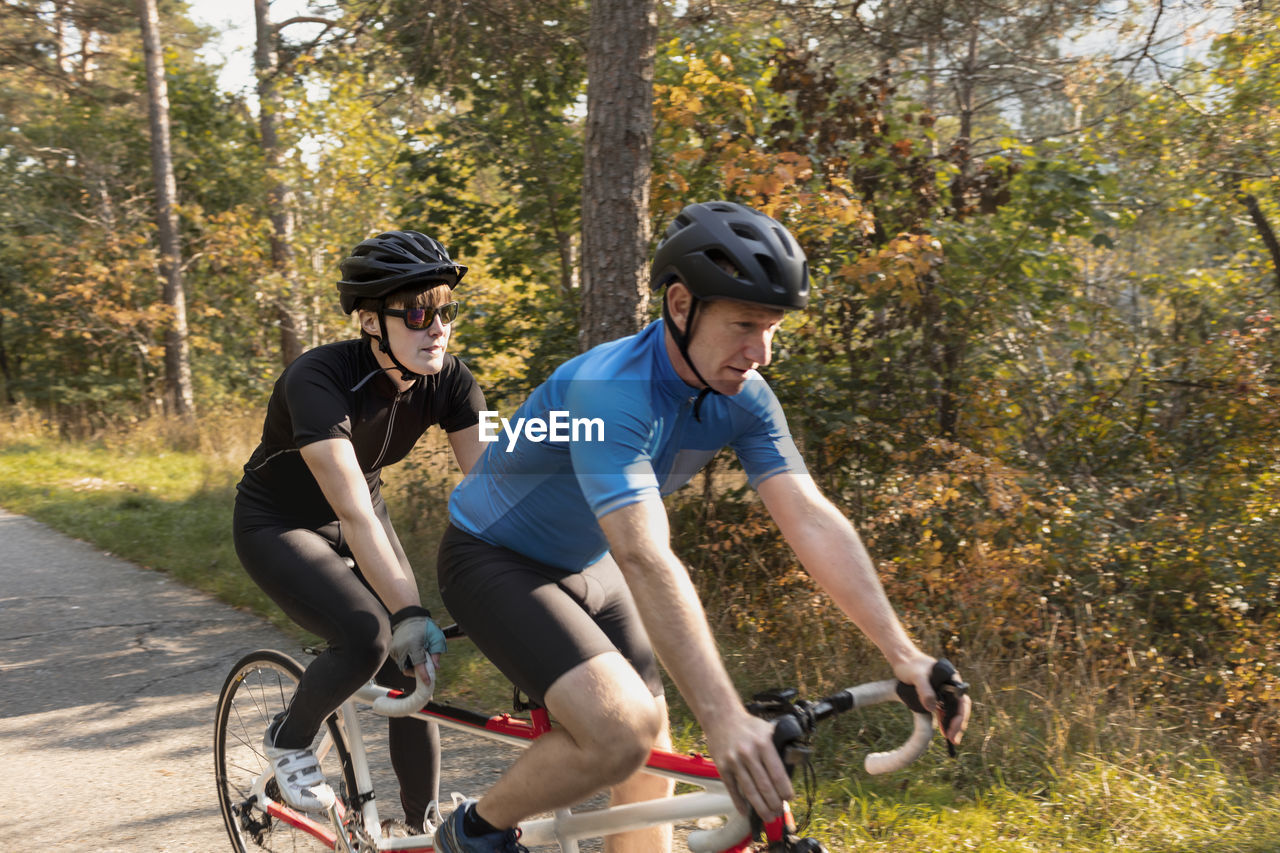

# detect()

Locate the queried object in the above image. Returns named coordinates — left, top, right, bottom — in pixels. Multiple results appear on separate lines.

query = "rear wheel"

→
left=214, top=649, right=359, bottom=851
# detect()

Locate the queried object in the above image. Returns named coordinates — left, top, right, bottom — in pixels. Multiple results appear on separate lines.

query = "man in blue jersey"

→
left=432, top=202, right=971, bottom=853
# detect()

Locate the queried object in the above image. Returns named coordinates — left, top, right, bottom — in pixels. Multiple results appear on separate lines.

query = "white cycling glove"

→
left=389, top=606, right=448, bottom=673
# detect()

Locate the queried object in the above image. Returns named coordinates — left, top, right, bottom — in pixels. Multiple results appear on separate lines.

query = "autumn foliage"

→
left=4, top=1, right=1279, bottom=778
left=654, top=37, right=1280, bottom=767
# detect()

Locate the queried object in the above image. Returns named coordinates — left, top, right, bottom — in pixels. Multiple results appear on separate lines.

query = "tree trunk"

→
left=949, top=21, right=978, bottom=219
left=0, top=311, right=15, bottom=405
left=254, top=0, right=305, bottom=366
left=137, top=0, right=195, bottom=417
left=579, top=0, right=657, bottom=350
left=1238, top=192, right=1280, bottom=295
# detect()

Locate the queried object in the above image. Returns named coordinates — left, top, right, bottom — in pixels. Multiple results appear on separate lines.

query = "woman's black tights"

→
left=233, top=515, right=440, bottom=828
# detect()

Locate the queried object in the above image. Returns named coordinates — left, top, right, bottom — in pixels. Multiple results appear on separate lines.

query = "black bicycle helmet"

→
left=337, top=230, right=467, bottom=313
left=650, top=201, right=809, bottom=310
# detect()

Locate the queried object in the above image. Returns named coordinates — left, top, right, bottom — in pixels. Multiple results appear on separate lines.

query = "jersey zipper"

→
left=655, top=395, right=695, bottom=478
left=370, top=390, right=403, bottom=470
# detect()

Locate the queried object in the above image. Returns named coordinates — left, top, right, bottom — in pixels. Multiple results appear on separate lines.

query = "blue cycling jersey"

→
left=448, top=320, right=806, bottom=572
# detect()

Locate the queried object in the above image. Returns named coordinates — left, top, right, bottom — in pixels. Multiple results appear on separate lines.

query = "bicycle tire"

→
left=214, top=649, right=360, bottom=852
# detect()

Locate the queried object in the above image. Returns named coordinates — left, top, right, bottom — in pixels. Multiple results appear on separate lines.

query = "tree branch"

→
left=1237, top=192, right=1280, bottom=294
left=273, top=15, right=339, bottom=30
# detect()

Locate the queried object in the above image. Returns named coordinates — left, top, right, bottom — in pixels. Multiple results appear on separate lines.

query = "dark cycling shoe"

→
left=434, top=799, right=529, bottom=853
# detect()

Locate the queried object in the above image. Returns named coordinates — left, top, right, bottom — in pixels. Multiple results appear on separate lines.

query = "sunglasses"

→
left=383, top=302, right=459, bottom=329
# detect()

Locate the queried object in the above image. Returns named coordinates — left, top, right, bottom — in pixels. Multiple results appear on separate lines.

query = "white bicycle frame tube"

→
left=253, top=677, right=933, bottom=852
left=336, top=697, right=387, bottom=843
left=515, top=789, right=740, bottom=850
left=354, top=681, right=752, bottom=851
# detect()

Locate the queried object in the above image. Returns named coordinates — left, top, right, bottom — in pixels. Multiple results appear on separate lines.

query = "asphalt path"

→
left=0, top=507, right=298, bottom=849
left=0, top=509, right=529, bottom=851
left=0, top=508, right=616, bottom=852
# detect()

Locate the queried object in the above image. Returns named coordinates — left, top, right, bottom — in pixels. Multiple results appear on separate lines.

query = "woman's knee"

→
left=336, top=609, right=392, bottom=673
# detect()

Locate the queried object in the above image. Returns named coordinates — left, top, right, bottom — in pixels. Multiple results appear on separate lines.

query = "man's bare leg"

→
left=471, top=652, right=663, bottom=829
left=606, top=697, right=674, bottom=853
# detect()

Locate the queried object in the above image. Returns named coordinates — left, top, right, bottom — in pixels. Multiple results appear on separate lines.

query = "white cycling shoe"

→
left=262, top=719, right=336, bottom=812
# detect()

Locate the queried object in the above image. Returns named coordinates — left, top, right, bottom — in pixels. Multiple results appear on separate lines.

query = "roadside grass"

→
left=815, top=753, right=1280, bottom=851
left=0, top=411, right=515, bottom=708
left=4, top=412, right=1280, bottom=851
left=0, top=434, right=259, bottom=606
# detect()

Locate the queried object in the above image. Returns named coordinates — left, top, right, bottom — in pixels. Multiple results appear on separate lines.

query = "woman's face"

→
left=359, top=285, right=454, bottom=377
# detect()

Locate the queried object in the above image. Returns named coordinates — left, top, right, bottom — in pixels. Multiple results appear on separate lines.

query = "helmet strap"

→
left=372, top=311, right=424, bottom=384
left=662, top=290, right=720, bottom=421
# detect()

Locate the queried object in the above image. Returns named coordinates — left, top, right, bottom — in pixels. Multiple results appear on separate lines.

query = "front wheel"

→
left=214, top=649, right=358, bottom=851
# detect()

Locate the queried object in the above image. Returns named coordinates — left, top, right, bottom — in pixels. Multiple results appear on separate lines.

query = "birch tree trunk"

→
left=254, top=0, right=306, bottom=366
left=136, top=0, right=195, bottom=416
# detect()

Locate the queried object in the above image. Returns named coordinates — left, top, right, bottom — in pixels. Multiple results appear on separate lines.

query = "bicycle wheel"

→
left=214, top=649, right=359, bottom=852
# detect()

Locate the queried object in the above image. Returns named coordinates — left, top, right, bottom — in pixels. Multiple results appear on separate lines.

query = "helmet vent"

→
left=756, top=253, right=783, bottom=289
left=730, top=223, right=762, bottom=243
left=772, top=226, right=796, bottom=258
left=705, top=249, right=742, bottom=279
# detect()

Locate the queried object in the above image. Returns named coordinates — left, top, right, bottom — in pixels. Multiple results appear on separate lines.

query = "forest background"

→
left=2, top=0, right=1279, bottom=849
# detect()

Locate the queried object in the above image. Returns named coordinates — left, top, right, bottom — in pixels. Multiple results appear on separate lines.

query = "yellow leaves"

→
left=827, top=194, right=877, bottom=231
left=655, top=50, right=757, bottom=134
left=923, top=541, right=945, bottom=570
left=662, top=85, right=704, bottom=127
left=743, top=160, right=812, bottom=201
left=669, top=147, right=703, bottom=166
left=718, top=150, right=807, bottom=205
left=1236, top=176, right=1275, bottom=196
left=656, top=45, right=911, bottom=257
left=835, top=261, right=864, bottom=282
left=718, top=160, right=747, bottom=191
left=745, top=170, right=786, bottom=199
left=663, top=172, right=690, bottom=194
left=936, top=486, right=963, bottom=506
left=773, top=152, right=813, bottom=184
left=835, top=232, right=944, bottom=306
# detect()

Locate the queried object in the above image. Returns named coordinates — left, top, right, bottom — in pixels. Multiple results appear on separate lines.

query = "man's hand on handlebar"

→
left=704, top=709, right=796, bottom=821
left=892, top=655, right=971, bottom=751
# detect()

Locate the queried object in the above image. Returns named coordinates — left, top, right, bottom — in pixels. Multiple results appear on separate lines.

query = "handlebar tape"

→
left=895, top=658, right=969, bottom=756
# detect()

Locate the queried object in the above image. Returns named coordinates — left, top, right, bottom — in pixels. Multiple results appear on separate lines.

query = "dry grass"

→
left=4, top=411, right=1280, bottom=851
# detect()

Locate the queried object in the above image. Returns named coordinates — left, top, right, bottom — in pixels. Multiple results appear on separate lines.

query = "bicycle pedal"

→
left=423, top=798, right=444, bottom=834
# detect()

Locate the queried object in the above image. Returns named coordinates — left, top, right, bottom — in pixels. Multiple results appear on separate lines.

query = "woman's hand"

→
left=389, top=606, right=448, bottom=679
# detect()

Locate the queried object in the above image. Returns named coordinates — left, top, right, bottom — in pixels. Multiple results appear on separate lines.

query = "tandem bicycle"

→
left=214, top=634, right=965, bottom=852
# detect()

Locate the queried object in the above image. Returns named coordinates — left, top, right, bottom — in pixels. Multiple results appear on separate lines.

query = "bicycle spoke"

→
left=216, top=651, right=357, bottom=853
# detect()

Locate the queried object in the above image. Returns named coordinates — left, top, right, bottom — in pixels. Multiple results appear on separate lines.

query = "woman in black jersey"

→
left=232, top=231, right=486, bottom=828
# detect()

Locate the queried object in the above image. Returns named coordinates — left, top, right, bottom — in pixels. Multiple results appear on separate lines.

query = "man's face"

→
left=678, top=296, right=785, bottom=396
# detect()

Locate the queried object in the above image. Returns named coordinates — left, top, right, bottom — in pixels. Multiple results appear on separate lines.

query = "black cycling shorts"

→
left=436, top=523, right=663, bottom=706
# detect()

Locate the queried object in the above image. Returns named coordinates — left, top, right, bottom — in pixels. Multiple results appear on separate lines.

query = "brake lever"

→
left=895, top=658, right=969, bottom=757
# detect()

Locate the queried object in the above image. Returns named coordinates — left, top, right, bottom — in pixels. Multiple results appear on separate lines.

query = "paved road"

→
left=0, top=508, right=296, bottom=850
left=0, top=508, right=614, bottom=852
